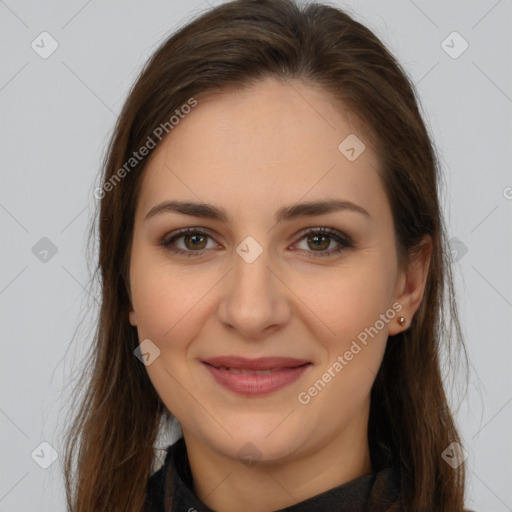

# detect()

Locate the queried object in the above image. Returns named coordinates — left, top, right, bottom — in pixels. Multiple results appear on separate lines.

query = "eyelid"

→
left=160, top=226, right=353, bottom=257
left=161, top=227, right=218, bottom=248
left=291, top=227, right=353, bottom=256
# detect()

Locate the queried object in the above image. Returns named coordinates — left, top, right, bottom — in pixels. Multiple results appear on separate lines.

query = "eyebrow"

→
left=144, top=199, right=370, bottom=224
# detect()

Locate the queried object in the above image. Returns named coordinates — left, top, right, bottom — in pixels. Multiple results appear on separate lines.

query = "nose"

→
left=216, top=245, right=292, bottom=340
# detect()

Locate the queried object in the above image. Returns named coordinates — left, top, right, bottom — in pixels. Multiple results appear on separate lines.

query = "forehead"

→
left=136, top=77, right=387, bottom=223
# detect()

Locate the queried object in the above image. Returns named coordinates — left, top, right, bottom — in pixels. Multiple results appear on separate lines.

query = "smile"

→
left=200, top=356, right=312, bottom=396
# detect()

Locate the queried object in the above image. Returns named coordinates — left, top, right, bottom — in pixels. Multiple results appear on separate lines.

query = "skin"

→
left=128, top=76, right=431, bottom=512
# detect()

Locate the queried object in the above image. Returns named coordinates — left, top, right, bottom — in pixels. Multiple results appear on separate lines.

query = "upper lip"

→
left=201, top=356, right=311, bottom=371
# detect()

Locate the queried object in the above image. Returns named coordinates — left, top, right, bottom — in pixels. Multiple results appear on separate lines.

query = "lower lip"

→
left=202, top=362, right=312, bottom=396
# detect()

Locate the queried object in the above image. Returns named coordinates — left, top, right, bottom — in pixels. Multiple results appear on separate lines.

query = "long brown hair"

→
left=62, top=0, right=470, bottom=510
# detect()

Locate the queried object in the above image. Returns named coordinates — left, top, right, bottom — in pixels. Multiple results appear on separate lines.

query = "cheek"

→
left=129, top=252, right=211, bottom=418
left=306, top=261, right=394, bottom=346
left=131, top=275, right=182, bottom=341
left=130, top=248, right=200, bottom=339
left=294, top=260, right=394, bottom=408
left=129, top=249, right=226, bottom=381
left=295, top=267, right=391, bottom=426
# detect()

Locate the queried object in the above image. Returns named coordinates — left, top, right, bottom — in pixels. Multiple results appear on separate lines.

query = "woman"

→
left=63, top=0, right=472, bottom=510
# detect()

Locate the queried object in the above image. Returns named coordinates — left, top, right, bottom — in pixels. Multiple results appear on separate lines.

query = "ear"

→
left=388, top=235, right=432, bottom=335
left=129, top=308, right=138, bottom=326
left=125, top=275, right=137, bottom=326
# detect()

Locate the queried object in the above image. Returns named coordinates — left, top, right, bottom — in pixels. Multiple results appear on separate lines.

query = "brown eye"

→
left=294, top=228, right=353, bottom=258
left=161, top=228, right=217, bottom=257
left=161, top=227, right=352, bottom=259
left=183, top=232, right=207, bottom=250
left=306, top=233, right=330, bottom=251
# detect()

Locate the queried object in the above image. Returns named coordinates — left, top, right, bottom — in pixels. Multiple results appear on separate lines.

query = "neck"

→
left=183, top=408, right=373, bottom=512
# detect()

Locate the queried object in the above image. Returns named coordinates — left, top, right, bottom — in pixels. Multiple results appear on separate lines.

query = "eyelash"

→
left=160, top=227, right=353, bottom=258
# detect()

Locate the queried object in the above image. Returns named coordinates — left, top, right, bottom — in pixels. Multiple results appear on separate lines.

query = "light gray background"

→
left=1, top=1, right=511, bottom=511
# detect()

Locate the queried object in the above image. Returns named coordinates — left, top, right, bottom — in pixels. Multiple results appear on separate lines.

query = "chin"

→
left=205, top=420, right=309, bottom=466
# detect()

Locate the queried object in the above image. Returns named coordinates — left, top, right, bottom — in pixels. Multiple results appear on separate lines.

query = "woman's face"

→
left=128, top=76, right=409, bottom=465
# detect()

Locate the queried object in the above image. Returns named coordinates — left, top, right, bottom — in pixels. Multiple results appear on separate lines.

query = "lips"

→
left=201, top=356, right=311, bottom=371
left=200, top=356, right=312, bottom=395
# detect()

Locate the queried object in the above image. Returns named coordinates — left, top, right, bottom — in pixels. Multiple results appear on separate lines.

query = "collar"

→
left=145, top=437, right=402, bottom=512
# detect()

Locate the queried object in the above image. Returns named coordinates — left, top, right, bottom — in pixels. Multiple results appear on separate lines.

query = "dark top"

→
left=144, top=436, right=403, bottom=511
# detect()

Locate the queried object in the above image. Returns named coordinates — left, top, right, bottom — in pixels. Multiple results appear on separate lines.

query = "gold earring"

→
left=398, top=316, right=406, bottom=327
